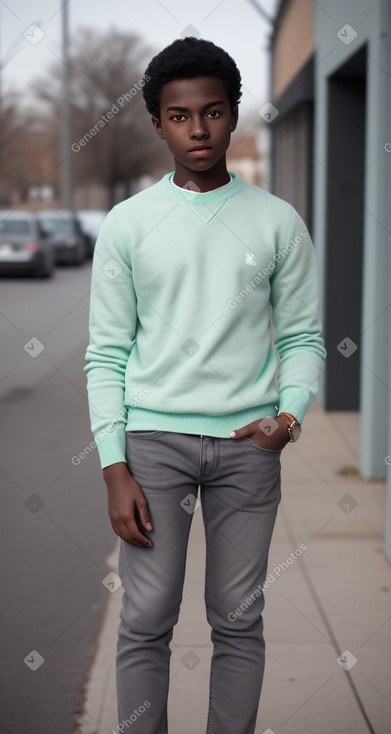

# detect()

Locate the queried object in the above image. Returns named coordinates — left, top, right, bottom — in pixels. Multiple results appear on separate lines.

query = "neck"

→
left=172, top=159, right=231, bottom=193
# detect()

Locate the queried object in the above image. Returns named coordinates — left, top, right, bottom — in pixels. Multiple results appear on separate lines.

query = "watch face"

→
left=290, top=422, right=301, bottom=442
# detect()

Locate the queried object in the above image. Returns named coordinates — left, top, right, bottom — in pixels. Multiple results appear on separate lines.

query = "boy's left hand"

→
left=230, top=416, right=290, bottom=451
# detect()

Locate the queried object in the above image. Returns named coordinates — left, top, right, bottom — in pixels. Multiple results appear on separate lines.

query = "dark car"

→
left=0, top=211, right=55, bottom=278
left=37, top=210, right=87, bottom=266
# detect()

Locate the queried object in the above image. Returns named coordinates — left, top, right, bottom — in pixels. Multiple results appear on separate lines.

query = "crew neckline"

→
left=161, top=171, right=244, bottom=203
left=170, top=173, right=233, bottom=194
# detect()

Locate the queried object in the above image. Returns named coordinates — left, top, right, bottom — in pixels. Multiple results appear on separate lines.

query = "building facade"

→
left=269, top=0, right=391, bottom=558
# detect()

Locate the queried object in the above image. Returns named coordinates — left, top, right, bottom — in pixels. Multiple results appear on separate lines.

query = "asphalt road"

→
left=0, top=260, right=117, bottom=733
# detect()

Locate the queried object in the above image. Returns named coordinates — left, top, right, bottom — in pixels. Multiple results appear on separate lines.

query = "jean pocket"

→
left=126, top=430, right=166, bottom=439
left=245, top=436, right=282, bottom=454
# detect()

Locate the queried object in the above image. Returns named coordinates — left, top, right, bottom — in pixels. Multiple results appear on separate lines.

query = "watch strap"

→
left=278, top=412, right=298, bottom=427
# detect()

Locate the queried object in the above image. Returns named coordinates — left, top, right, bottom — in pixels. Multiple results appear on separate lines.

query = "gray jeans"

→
left=116, top=430, right=282, bottom=734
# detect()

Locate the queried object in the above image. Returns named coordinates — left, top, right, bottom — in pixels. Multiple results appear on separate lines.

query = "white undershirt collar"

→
left=170, top=173, right=233, bottom=194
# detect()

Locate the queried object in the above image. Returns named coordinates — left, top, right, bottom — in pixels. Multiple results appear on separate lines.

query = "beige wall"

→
left=273, top=0, right=313, bottom=100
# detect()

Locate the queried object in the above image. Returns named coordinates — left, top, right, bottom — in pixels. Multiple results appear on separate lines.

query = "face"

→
left=152, top=76, right=238, bottom=180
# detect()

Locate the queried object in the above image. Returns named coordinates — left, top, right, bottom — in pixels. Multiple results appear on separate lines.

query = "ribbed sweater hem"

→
left=125, top=403, right=278, bottom=436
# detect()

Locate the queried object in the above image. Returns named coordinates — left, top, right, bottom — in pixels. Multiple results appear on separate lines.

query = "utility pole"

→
left=245, top=0, right=276, bottom=192
left=0, top=5, right=2, bottom=116
left=245, top=0, right=274, bottom=25
left=60, top=1, right=72, bottom=211
left=0, top=6, right=2, bottom=140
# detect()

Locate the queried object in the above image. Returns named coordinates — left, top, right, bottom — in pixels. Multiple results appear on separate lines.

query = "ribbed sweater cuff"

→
left=96, top=429, right=126, bottom=470
left=277, top=389, right=314, bottom=425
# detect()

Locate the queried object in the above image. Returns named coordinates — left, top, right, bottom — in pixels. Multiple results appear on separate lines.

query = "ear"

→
left=230, top=105, right=239, bottom=132
left=151, top=116, right=165, bottom=140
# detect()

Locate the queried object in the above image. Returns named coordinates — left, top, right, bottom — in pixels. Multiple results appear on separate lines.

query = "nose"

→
left=189, top=115, right=209, bottom=139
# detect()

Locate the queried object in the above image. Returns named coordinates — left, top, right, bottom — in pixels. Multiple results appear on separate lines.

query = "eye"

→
left=171, top=114, right=186, bottom=121
left=205, top=110, right=221, bottom=118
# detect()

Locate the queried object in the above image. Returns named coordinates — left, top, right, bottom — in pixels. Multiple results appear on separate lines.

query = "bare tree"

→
left=0, top=92, right=53, bottom=206
left=0, top=91, right=25, bottom=205
left=32, top=27, right=172, bottom=207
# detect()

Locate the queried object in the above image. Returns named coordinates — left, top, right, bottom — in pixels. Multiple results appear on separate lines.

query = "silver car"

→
left=0, top=211, right=55, bottom=278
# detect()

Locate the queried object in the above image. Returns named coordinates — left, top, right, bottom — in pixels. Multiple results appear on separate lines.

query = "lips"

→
left=188, top=145, right=212, bottom=152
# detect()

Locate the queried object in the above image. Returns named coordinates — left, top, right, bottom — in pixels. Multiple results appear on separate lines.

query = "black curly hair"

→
left=142, top=36, right=242, bottom=120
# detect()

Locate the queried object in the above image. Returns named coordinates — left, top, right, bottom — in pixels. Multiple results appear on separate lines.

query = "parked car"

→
left=0, top=211, right=55, bottom=278
left=76, top=210, right=108, bottom=258
left=37, top=210, right=87, bottom=266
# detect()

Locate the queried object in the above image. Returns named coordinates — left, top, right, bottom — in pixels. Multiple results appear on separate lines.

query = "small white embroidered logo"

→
left=246, top=253, right=256, bottom=266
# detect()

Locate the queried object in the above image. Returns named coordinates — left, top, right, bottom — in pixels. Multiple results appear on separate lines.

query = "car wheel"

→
left=34, top=264, right=54, bottom=278
left=34, top=250, right=55, bottom=278
left=74, top=242, right=86, bottom=265
left=86, top=236, right=94, bottom=258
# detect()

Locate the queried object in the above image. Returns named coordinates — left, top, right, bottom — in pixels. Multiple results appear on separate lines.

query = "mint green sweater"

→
left=84, top=171, right=326, bottom=469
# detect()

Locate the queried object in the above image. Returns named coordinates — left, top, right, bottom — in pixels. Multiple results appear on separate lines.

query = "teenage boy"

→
left=84, top=36, right=326, bottom=734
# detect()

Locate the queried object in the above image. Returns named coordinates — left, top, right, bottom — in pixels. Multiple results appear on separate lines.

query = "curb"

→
left=74, top=540, right=121, bottom=734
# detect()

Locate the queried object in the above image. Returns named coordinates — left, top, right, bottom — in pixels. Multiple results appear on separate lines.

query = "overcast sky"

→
left=0, top=0, right=278, bottom=123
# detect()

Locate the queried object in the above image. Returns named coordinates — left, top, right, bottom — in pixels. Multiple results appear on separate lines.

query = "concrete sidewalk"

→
left=74, top=402, right=391, bottom=734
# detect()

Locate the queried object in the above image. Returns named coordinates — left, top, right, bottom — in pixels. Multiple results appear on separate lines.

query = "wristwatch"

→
left=278, top=412, right=301, bottom=442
